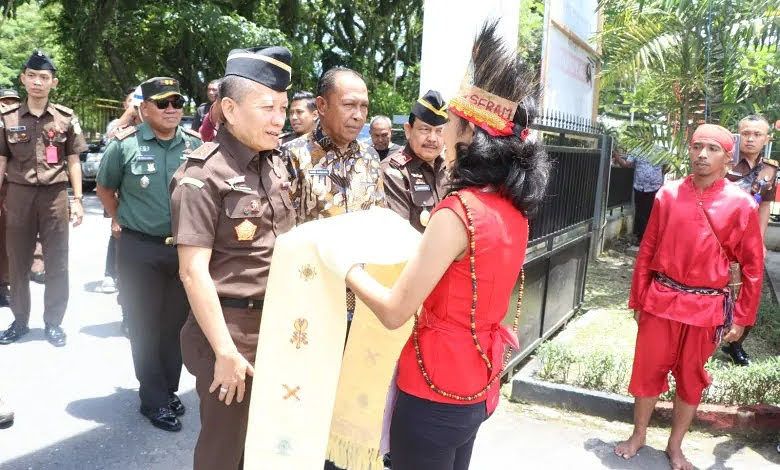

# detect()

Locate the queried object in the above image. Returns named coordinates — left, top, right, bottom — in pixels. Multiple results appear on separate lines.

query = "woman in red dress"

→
left=334, top=23, right=550, bottom=469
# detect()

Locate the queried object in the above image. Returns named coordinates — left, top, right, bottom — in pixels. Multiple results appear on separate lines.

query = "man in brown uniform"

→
left=0, top=88, right=21, bottom=307
left=722, top=114, right=778, bottom=365
left=0, top=50, right=87, bottom=347
left=381, top=90, right=449, bottom=232
left=171, top=46, right=295, bottom=469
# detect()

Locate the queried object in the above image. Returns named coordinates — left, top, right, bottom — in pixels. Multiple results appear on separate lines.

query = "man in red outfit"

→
left=614, top=124, right=764, bottom=470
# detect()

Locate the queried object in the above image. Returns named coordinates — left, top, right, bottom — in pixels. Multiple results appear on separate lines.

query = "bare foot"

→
left=614, top=432, right=645, bottom=459
left=665, top=446, right=694, bottom=470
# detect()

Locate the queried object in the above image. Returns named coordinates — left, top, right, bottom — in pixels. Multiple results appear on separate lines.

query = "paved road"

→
left=0, top=194, right=778, bottom=469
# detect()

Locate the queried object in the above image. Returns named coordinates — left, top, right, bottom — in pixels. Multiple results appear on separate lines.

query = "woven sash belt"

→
left=654, top=272, right=733, bottom=343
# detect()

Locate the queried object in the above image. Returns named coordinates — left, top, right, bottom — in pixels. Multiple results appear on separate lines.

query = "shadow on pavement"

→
left=80, top=321, right=125, bottom=339
left=2, top=388, right=198, bottom=470
left=707, top=438, right=780, bottom=469
left=583, top=437, right=671, bottom=469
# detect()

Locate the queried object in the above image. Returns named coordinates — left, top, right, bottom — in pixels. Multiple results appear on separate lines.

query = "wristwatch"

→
left=71, top=195, right=83, bottom=202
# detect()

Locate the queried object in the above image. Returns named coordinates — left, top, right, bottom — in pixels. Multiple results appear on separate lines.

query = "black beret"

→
left=411, top=90, right=448, bottom=126
left=141, top=77, right=182, bottom=100
left=225, top=46, right=292, bottom=92
left=0, top=88, right=20, bottom=100
left=24, top=50, right=56, bottom=72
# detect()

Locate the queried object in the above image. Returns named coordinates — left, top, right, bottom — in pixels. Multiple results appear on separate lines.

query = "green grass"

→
left=535, top=243, right=780, bottom=406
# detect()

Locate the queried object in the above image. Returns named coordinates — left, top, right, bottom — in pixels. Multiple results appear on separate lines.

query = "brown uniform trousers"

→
left=180, top=308, right=261, bottom=470
left=6, top=182, right=69, bottom=326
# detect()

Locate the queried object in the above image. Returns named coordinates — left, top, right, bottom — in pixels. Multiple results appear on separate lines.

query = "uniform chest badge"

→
left=235, top=219, right=257, bottom=241
left=140, top=175, right=150, bottom=188
left=147, top=163, right=156, bottom=172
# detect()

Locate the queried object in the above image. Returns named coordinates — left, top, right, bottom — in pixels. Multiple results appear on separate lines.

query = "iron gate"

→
left=503, top=111, right=613, bottom=375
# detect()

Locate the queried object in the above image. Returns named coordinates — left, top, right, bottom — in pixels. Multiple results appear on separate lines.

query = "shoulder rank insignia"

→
left=52, top=103, right=74, bottom=116
left=114, top=125, right=138, bottom=141
left=0, top=103, right=20, bottom=115
left=179, top=176, right=205, bottom=188
left=384, top=166, right=403, bottom=179
left=187, top=141, right=219, bottom=162
left=181, top=126, right=202, bottom=140
left=389, top=151, right=412, bottom=169
left=763, top=158, right=778, bottom=168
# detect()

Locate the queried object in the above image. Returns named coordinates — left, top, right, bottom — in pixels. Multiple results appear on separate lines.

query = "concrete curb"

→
left=511, top=359, right=780, bottom=434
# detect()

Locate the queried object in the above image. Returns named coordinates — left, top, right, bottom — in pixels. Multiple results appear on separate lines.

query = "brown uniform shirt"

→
left=170, top=128, right=295, bottom=299
left=726, top=156, right=778, bottom=203
left=381, top=145, right=448, bottom=233
left=0, top=101, right=87, bottom=185
left=283, top=125, right=387, bottom=223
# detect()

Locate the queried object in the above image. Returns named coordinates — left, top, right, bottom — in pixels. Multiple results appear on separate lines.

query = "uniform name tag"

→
left=8, top=126, right=26, bottom=132
left=308, top=168, right=330, bottom=176
left=414, top=184, right=431, bottom=192
left=136, top=155, right=156, bottom=161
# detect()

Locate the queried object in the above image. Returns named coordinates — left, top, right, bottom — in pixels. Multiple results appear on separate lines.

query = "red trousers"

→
left=629, top=312, right=718, bottom=405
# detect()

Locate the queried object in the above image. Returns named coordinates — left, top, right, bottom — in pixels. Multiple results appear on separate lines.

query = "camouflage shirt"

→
left=283, top=125, right=387, bottom=223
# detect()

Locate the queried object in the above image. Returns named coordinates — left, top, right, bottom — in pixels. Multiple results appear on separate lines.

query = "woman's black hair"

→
left=448, top=20, right=550, bottom=219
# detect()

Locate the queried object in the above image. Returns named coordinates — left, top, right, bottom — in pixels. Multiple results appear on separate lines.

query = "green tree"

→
left=598, top=0, right=780, bottom=171
left=0, top=2, right=62, bottom=90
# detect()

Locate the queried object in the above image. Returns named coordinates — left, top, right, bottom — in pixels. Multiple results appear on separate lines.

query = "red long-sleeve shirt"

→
left=629, top=176, right=763, bottom=327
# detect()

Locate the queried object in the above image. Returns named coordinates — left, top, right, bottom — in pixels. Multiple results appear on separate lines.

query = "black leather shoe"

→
left=30, top=270, right=46, bottom=284
left=140, top=406, right=182, bottom=432
left=721, top=343, right=750, bottom=366
left=168, top=393, right=185, bottom=416
left=0, top=322, right=29, bottom=345
left=44, top=324, right=67, bottom=347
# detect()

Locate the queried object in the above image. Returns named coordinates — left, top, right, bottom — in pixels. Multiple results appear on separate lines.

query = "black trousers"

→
left=118, top=229, right=188, bottom=409
left=389, top=391, right=487, bottom=470
left=633, top=189, right=658, bottom=243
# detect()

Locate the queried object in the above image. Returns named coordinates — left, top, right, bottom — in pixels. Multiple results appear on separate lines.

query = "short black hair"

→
left=291, top=90, right=316, bottom=111
left=208, top=79, right=221, bottom=87
left=739, top=114, right=770, bottom=128
left=448, top=21, right=550, bottom=219
left=219, top=75, right=255, bottom=102
left=317, top=67, right=364, bottom=99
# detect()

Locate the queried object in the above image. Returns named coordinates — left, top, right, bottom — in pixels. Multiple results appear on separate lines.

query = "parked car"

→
left=80, top=141, right=105, bottom=192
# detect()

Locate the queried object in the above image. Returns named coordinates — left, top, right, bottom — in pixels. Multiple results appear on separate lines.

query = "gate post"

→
left=589, top=134, right=613, bottom=260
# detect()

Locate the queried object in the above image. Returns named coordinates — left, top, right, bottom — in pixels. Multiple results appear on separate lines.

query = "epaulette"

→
left=114, top=126, right=138, bottom=141
left=763, top=158, right=778, bottom=168
left=181, top=127, right=202, bottom=140
left=0, top=103, right=20, bottom=114
left=52, top=103, right=74, bottom=116
left=389, top=151, right=412, bottom=169
left=187, top=142, right=219, bottom=162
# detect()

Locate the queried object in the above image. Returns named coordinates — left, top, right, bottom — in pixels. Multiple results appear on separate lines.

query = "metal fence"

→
left=503, top=112, right=613, bottom=376
left=66, top=98, right=124, bottom=142
left=607, top=167, right=634, bottom=208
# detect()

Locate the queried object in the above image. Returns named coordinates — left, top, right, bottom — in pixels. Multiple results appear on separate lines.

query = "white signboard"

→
left=540, top=0, right=601, bottom=120
left=419, top=0, right=521, bottom=101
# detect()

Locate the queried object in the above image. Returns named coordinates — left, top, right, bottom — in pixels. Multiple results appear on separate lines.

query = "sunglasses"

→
left=151, top=96, right=185, bottom=110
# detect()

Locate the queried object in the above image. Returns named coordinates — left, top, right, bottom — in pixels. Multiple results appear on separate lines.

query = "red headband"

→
left=691, top=124, right=734, bottom=153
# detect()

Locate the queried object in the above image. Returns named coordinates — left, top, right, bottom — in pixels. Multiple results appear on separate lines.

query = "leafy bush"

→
left=535, top=341, right=780, bottom=406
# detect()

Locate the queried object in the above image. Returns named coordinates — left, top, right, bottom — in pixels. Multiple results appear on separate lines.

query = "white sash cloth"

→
left=245, top=209, right=420, bottom=469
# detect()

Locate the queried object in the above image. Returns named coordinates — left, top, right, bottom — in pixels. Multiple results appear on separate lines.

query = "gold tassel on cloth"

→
left=244, top=210, right=418, bottom=469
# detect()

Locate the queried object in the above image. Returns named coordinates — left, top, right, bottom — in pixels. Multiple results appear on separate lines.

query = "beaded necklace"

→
left=412, top=191, right=524, bottom=401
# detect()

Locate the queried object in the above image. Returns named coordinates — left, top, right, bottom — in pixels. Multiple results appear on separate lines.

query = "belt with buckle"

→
left=219, top=297, right=264, bottom=311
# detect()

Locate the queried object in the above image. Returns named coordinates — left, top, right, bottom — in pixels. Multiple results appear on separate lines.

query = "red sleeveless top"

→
left=396, top=187, right=528, bottom=413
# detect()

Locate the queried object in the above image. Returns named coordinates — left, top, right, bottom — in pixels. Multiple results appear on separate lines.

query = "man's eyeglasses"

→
left=151, top=97, right=185, bottom=110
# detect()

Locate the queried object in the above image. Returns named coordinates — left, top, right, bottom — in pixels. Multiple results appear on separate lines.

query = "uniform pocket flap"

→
left=130, top=159, right=158, bottom=175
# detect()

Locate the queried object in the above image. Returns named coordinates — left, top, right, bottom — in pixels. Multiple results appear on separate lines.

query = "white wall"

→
left=419, top=0, right=521, bottom=100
